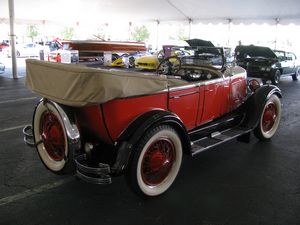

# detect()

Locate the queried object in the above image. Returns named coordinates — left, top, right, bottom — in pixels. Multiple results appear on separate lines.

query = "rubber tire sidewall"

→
left=272, top=70, right=281, bottom=85
left=127, top=125, right=183, bottom=197
left=292, top=67, right=299, bottom=81
left=254, top=94, right=281, bottom=141
left=33, top=102, right=69, bottom=173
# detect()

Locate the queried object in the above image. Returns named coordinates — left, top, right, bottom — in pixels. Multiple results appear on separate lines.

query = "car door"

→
left=229, top=73, right=247, bottom=110
left=168, top=84, right=200, bottom=130
left=286, top=52, right=296, bottom=74
left=281, top=52, right=292, bottom=75
left=197, top=77, right=229, bottom=126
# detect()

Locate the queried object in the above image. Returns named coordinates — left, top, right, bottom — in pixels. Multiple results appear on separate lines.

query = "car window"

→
left=274, top=51, right=285, bottom=61
left=286, top=52, right=295, bottom=61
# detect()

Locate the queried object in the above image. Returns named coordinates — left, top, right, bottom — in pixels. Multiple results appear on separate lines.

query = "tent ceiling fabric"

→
left=1, top=0, right=300, bottom=23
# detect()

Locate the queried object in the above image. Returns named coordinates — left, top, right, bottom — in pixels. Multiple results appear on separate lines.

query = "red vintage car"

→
left=23, top=46, right=282, bottom=197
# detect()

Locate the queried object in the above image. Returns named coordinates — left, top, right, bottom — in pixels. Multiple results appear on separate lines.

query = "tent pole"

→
left=128, top=22, right=132, bottom=40
left=188, top=18, right=192, bottom=39
left=227, top=18, right=232, bottom=47
left=156, top=20, right=159, bottom=51
left=274, top=18, right=280, bottom=50
left=8, top=0, right=18, bottom=79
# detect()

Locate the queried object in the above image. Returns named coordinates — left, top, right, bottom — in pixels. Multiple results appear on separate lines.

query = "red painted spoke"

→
left=262, top=103, right=277, bottom=132
left=40, top=112, right=65, bottom=161
left=141, top=138, right=175, bottom=186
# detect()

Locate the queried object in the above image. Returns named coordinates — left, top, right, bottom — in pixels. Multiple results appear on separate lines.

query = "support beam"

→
left=8, top=0, right=18, bottom=79
left=156, top=20, right=160, bottom=50
left=188, top=18, right=192, bottom=39
left=166, top=0, right=190, bottom=20
left=274, top=18, right=280, bottom=50
left=227, top=18, right=232, bottom=47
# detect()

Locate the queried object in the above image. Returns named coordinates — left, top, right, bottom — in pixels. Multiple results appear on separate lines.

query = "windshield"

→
left=177, top=46, right=225, bottom=70
left=273, top=50, right=285, bottom=61
left=235, top=45, right=277, bottom=59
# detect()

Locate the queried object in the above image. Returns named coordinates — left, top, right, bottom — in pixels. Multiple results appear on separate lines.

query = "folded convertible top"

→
left=25, top=59, right=187, bottom=107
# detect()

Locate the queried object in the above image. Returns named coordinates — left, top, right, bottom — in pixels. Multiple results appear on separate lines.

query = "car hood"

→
left=185, top=39, right=215, bottom=47
left=235, top=45, right=277, bottom=60
left=135, top=55, right=158, bottom=64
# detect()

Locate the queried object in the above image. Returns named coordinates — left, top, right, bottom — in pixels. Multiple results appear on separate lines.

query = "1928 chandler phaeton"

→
left=23, top=46, right=282, bottom=197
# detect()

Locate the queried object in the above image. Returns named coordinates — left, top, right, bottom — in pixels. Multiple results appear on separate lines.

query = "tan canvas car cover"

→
left=26, top=59, right=188, bottom=107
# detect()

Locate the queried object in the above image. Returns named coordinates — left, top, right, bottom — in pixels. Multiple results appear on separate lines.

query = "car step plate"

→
left=191, top=127, right=252, bottom=156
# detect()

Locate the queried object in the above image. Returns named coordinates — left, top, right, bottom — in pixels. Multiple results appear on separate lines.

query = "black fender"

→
left=241, top=85, right=282, bottom=129
left=111, top=110, right=190, bottom=174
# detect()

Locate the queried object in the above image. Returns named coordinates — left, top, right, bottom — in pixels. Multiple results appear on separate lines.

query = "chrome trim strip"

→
left=169, top=91, right=199, bottom=99
left=169, top=83, right=200, bottom=92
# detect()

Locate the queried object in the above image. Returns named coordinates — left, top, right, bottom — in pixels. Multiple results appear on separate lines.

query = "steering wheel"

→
left=156, top=56, right=182, bottom=75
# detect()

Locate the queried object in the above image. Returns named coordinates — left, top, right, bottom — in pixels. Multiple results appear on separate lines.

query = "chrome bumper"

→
left=75, top=154, right=112, bottom=185
left=23, top=125, right=35, bottom=147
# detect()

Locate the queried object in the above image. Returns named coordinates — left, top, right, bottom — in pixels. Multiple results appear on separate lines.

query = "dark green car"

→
left=235, top=45, right=300, bottom=84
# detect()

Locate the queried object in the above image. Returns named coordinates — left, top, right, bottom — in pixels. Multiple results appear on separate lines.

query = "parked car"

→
left=0, top=41, right=9, bottom=52
left=135, top=50, right=164, bottom=70
left=0, top=62, right=5, bottom=74
left=235, top=45, right=300, bottom=84
left=23, top=46, right=282, bottom=197
left=111, top=52, right=151, bottom=68
left=3, top=43, right=50, bottom=57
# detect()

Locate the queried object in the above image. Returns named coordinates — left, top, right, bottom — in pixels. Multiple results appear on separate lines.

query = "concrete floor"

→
left=0, top=73, right=300, bottom=225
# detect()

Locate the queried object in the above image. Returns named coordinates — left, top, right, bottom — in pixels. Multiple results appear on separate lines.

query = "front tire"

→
left=128, top=56, right=135, bottom=68
left=271, top=70, right=281, bottom=85
left=292, top=68, right=299, bottom=81
left=126, top=125, right=182, bottom=197
left=254, top=94, right=281, bottom=141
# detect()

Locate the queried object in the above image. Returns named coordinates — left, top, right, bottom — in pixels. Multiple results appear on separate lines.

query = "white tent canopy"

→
left=1, top=0, right=300, bottom=24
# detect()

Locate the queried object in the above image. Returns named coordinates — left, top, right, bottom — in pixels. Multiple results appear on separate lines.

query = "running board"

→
left=190, top=127, right=252, bottom=156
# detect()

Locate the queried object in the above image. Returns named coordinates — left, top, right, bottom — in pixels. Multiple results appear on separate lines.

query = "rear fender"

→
left=112, top=110, right=190, bottom=174
left=241, top=85, right=282, bottom=128
left=32, top=98, right=81, bottom=156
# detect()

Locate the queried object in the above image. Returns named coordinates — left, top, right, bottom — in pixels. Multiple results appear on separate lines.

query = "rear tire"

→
left=33, top=101, right=76, bottom=174
left=254, top=94, right=281, bottom=141
left=126, top=125, right=182, bottom=197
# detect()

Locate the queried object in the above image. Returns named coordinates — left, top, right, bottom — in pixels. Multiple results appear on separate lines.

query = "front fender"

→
left=241, top=85, right=282, bottom=128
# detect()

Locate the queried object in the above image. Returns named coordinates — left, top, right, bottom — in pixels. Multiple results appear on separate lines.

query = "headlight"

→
left=260, top=67, right=266, bottom=71
left=266, top=67, right=271, bottom=72
left=248, top=79, right=262, bottom=92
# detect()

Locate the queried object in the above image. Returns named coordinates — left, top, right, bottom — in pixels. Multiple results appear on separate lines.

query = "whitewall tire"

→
left=127, top=125, right=182, bottom=197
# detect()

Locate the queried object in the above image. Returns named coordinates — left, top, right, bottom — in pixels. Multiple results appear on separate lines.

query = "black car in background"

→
left=235, top=45, right=299, bottom=84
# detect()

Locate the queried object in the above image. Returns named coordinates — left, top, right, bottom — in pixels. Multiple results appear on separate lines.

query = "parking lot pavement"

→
left=0, top=75, right=300, bottom=225
left=0, top=54, right=29, bottom=78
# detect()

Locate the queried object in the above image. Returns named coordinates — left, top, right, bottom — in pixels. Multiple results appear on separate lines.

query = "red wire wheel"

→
left=262, top=102, right=277, bottom=133
left=141, top=138, right=175, bottom=186
left=127, top=125, right=182, bottom=197
left=254, top=94, right=281, bottom=141
left=40, top=111, right=66, bottom=161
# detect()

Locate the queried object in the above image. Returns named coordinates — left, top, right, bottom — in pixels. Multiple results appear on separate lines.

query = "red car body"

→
left=24, top=47, right=282, bottom=197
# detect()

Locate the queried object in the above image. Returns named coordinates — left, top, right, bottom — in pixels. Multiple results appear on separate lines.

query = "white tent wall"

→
left=1, top=0, right=300, bottom=23
left=1, top=0, right=300, bottom=56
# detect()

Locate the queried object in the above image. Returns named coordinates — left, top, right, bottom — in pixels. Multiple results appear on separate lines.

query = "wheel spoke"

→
left=141, top=138, right=175, bottom=186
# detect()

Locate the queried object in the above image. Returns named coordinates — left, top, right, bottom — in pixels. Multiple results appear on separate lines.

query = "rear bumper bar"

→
left=23, top=125, right=35, bottom=147
left=75, top=154, right=112, bottom=185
